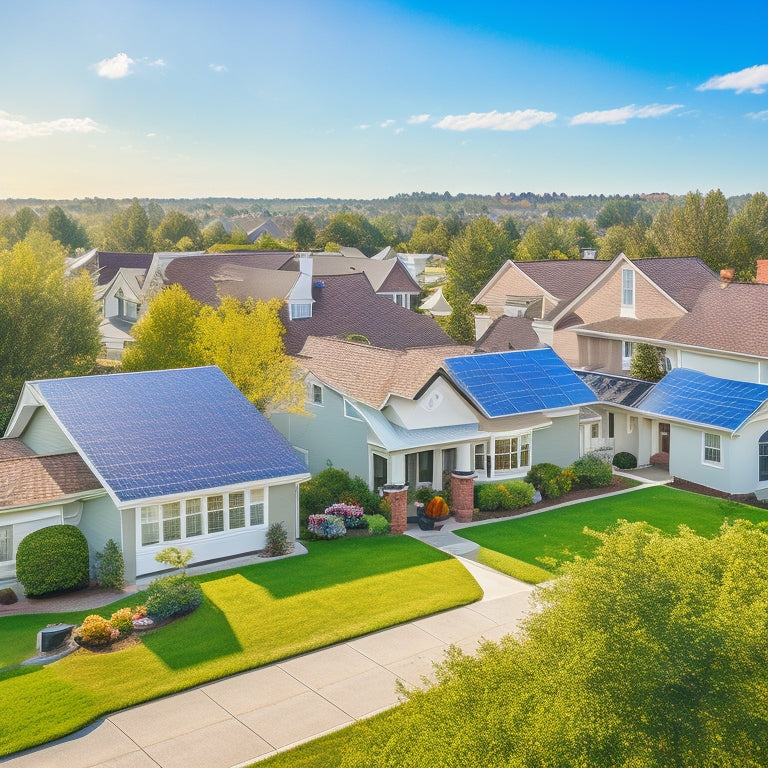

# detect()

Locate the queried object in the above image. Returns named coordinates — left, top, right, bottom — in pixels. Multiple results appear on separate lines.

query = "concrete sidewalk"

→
left=3, top=560, right=536, bottom=768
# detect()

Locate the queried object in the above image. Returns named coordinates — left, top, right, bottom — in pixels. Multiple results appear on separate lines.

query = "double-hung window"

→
left=0, top=525, right=12, bottom=562
left=229, top=491, right=246, bottom=529
left=494, top=435, right=530, bottom=473
left=621, top=268, right=635, bottom=311
left=141, top=505, right=160, bottom=545
left=207, top=495, right=225, bottom=533
left=249, top=488, right=265, bottom=526
left=185, top=498, right=203, bottom=537
left=161, top=502, right=182, bottom=541
left=703, top=433, right=722, bottom=465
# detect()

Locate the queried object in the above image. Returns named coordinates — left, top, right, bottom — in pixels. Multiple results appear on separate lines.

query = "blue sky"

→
left=1, top=0, right=766, bottom=199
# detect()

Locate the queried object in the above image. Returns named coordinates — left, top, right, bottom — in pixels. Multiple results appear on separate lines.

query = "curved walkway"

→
left=3, top=556, right=535, bottom=768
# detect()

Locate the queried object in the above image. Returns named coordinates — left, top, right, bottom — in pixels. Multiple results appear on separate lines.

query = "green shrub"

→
left=76, top=614, right=116, bottom=646
left=95, top=538, right=125, bottom=590
left=570, top=453, right=613, bottom=488
left=363, top=514, right=390, bottom=535
left=476, top=483, right=511, bottom=511
left=145, top=575, right=203, bottom=620
left=265, top=522, right=289, bottom=556
left=155, top=546, right=194, bottom=573
left=410, top=485, right=437, bottom=505
left=109, top=607, right=135, bottom=635
left=525, top=463, right=562, bottom=492
left=300, top=468, right=382, bottom=525
left=525, top=464, right=574, bottom=499
left=16, top=525, right=90, bottom=597
left=503, top=480, right=536, bottom=508
left=613, top=452, right=638, bottom=470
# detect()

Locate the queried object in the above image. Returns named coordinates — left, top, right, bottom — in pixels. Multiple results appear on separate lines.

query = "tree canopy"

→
left=0, top=232, right=101, bottom=432
left=102, top=199, right=154, bottom=253
left=342, top=519, right=768, bottom=767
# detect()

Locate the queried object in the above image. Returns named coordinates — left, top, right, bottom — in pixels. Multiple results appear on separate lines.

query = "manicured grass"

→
left=457, top=486, right=768, bottom=580
left=475, top=547, right=555, bottom=584
left=0, top=537, right=481, bottom=757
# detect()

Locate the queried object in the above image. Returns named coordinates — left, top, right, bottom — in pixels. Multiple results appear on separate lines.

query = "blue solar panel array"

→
left=638, top=368, right=768, bottom=432
left=443, top=348, right=596, bottom=418
left=36, top=367, right=308, bottom=503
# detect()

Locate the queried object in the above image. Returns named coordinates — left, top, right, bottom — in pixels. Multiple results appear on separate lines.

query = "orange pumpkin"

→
left=425, top=496, right=450, bottom=519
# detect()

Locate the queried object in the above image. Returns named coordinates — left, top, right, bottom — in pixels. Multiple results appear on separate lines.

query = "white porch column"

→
left=390, top=453, right=406, bottom=485
left=456, top=443, right=472, bottom=472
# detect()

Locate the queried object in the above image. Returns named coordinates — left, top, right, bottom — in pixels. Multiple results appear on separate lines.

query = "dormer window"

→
left=289, top=302, right=313, bottom=320
left=621, top=268, right=635, bottom=316
left=115, top=289, right=138, bottom=321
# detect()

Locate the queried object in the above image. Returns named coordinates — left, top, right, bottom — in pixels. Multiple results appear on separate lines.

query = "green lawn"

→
left=457, top=486, right=768, bottom=581
left=0, top=536, right=481, bottom=757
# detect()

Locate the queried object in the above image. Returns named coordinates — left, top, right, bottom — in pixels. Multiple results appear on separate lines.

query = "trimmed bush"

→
left=76, top=614, right=117, bottom=646
left=95, top=539, right=125, bottom=590
left=362, top=514, right=390, bottom=535
left=570, top=453, right=613, bottom=488
left=525, top=464, right=574, bottom=500
left=16, top=525, right=90, bottom=597
left=264, top=522, right=289, bottom=557
left=300, top=468, right=383, bottom=524
left=307, top=514, right=347, bottom=539
left=525, top=463, right=562, bottom=492
left=613, top=452, right=638, bottom=470
left=475, top=481, right=536, bottom=511
left=109, top=607, right=135, bottom=635
left=145, top=575, right=203, bottom=621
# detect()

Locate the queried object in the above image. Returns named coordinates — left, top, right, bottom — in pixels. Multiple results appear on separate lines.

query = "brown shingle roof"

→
left=633, top=257, right=719, bottom=310
left=0, top=452, right=102, bottom=510
left=297, top=337, right=472, bottom=408
left=280, top=254, right=419, bottom=293
left=579, top=280, right=768, bottom=358
left=0, top=439, right=35, bottom=460
left=515, top=259, right=611, bottom=303
left=96, top=252, right=154, bottom=286
left=474, top=315, right=542, bottom=353
left=282, top=273, right=452, bottom=355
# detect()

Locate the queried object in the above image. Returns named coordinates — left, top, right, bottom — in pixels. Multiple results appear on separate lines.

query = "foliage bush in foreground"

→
left=612, top=451, right=638, bottom=470
left=16, top=525, right=90, bottom=597
left=109, top=607, right=135, bottom=635
left=95, top=538, right=125, bottom=590
left=341, top=520, right=768, bottom=767
left=324, top=502, right=366, bottom=528
left=307, top=514, right=347, bottom=539
left=525, top=463, right=575, bottom=499
left=145, top=575, right=203, bottom=620
left=300, top=467, right=384, bottom=523
left=76, top=615, right=117, bottom=646
left=569, top=453, right=613, bottom=488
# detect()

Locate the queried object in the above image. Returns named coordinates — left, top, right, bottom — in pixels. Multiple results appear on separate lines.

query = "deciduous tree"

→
left=342, top=520, right=768, bottom=767
left=43, top=206, right=89, bottom=252
left=292, top=214, right=317, bottom=250
left=727, top=191, right=768, bottom=280
left=153, top=211, right=202, bottom=251
left=102, top=199, right=154, bottom=253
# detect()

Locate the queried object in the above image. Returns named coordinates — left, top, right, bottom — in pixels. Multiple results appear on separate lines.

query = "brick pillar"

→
left=382, top=484, right=409, bottom=535
left=451, top=472, right=476, bottom=523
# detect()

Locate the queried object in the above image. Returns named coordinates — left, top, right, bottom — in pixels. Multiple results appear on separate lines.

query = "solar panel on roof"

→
left=35, top=367, right=308, bottom=503
left=638, top=369, right=768, bottom=431
left=444, top=348, right=596, bottom=418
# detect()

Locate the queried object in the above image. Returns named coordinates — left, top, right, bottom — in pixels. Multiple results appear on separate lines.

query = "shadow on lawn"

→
left=141, top=598, right=242, bottom=670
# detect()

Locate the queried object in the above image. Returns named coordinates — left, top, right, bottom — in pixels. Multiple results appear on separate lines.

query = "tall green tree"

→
left=102, top=199, right=154, bottom=252
left=598, top=223, right=659, bottom=260
left=201, top=221, right=229, bottom=249
left=595, top=198, right=641, bottom=229
left=0, top=232, right=100, bottom=432
left=315, top=212, right=386, bottom=255
left=516, top=217, right=583, bottom=260
left=43, top=206, right=89, bottom=252
left=121, top=285, right=204, bottom=372
left=407, top=215, right=450, bottom=255
left=630, top=343, right=667, bottom=381
left=0, top=207, right=41, bottom=247
left=342, top=520, right=768, bottom=767
left=292, top=214, right=317, bottom=251
left=727, top=191, right=768, bottom=280
left=154, top=211, right=202, bottom=251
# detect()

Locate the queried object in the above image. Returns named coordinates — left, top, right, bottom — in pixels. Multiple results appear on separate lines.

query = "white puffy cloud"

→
left=570, top=103, right=683, bottom=125
left=408, top=114, right=430, bottom=124
left=0, top=111, right=103, bottom=141
left=149, top=59, right=166, bottom=67
left=434, top=109, right=556, bottom=131
left=95, top=52, right=134, bottom=79
left=380, top=119, right=395, bottom=128
left=698, top=64, right=768, bottom=94
left=356, top=124, right=371, bottom=130
left=746, top=110, right=768, bottom=121
left=209, top=63, right=228, bottom=73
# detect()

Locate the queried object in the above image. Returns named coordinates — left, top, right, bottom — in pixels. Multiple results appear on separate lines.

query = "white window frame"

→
left=343, top=399, right=364, bottom=421
left=474, top=443, right=486, bottom=472
left=289, top=302, right=313, bottom=320
left=491, top=433, right=531, bottom=476
left=702, top=432, right=723, bottom=467
left=622, top=341, right=634, bottom=371
left=0, top=525, right=12, bottom=562
left=621, top=268, right=635, bottom=317
left=308, top=382, right=323, bottom=406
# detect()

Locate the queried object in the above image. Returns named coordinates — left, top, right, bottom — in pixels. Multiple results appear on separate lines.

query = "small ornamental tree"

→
left=630, top=343, right=667, bottom=382
left=95, top=538, right=125, bottom=590
left=155, top=547, right=194, bottom=574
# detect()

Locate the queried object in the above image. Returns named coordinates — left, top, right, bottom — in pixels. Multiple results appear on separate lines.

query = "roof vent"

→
left=313, top=281, right=325, bottom=288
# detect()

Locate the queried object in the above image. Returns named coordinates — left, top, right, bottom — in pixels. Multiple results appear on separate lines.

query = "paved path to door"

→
left=3, top=559, right=536, bottom=768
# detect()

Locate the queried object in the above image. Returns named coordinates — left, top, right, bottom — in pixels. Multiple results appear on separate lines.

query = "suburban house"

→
left=271, top=340, right=596, bottom=497
left=0, top=367, right=310, bottom=587
left=470, top=254, right=768, bottom=499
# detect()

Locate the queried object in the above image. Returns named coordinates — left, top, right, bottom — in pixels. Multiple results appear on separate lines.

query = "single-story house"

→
left=0, top=366, right=310, bottom=587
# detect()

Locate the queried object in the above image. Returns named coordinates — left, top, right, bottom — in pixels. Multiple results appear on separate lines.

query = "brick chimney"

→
left=757, top=260, right=768, bottom=285
left=719, top=268, right=734, bottom=288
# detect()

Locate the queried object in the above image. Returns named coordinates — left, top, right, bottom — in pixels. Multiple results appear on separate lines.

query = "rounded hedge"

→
left=16, top=525, right=90, bottom=597
left=612, top=452, right=638, bottom=470
left=145, top=574, right=203, bottom=620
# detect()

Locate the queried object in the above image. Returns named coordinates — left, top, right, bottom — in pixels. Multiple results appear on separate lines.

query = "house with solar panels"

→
left=272, top=338, right=596, bottom=498
left=0, top=367, right=310, bottom=586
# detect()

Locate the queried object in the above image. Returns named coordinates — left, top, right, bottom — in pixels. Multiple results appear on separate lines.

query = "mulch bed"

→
left=668, top=478, right=768, bottom=510
left=471, top=476, right=638, bottom=522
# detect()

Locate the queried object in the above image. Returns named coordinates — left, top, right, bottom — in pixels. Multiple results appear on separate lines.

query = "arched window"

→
left=760, top=430, right=768, bottom=482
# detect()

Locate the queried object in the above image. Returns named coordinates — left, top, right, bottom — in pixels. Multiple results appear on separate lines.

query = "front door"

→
left=659, top=423, right=670, bottom=454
